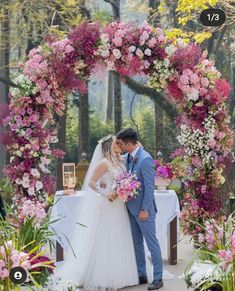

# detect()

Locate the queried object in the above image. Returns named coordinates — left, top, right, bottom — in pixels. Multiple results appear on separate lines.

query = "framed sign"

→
left=62, top=163, right=76, bottom=194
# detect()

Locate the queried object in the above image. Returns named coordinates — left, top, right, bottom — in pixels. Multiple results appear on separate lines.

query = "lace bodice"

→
left=99, top=158, right=126, bottom=194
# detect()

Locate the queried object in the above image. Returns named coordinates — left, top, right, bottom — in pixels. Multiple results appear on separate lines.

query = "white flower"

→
left=28, top=187, right=35, bottom=196
left=23, top=173, right=30, bottom=181
left=187, top=261, right=222, bottom=288
left=187, top=88, right=199, bottom=102
left=176, top=38, right=187, bottom=48
left=101, top=33, right=109, bottom=42
left=139, top=36, right=145, bottom=46
left=165, top=44, right=177, bottom=56
left=22, top=180, right=29, bottom=188
left=36, top=181, right=43, bottom=191
left=129, top=46, right=136, bottom=53
left=180, top=124, right=187, bottom=131
left=15, top=178, right=22, bottom=185
left=144, top=48, right=152, bottom=56
left=112, top=49, right=122, bottom=59
left=142, top=30, right=149, bottom=40
left=31, top=168, right=40, bottom=178
left=144, top=61, right=150, bottom=69
left=101, top=50, right=110, bottom=58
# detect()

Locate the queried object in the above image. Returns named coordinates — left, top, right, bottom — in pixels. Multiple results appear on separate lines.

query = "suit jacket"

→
left=125, top=147, right=157, bottom=216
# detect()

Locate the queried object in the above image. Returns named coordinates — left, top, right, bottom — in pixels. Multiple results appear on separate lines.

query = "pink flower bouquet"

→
left=113, top=173, right=141, bottom=202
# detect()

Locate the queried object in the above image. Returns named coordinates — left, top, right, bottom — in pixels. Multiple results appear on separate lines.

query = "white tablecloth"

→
left=50, top=190, right=180, bottom=257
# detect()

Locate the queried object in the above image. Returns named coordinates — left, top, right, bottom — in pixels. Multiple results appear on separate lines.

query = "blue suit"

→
left=125, top=148, right=163, bottom=281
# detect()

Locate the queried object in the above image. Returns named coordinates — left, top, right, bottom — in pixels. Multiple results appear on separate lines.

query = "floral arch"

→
left=1, top=21, right=233, bottom=232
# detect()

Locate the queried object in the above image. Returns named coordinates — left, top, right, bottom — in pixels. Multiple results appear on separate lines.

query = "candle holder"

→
left=62, top=163, right=76, bottom=195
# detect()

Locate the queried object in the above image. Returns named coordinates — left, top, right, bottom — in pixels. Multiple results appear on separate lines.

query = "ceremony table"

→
left=50, top=190, right=180, bottom=265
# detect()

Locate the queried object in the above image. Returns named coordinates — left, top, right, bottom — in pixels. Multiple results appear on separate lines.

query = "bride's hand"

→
left=108, top=192, right=117, bottom=202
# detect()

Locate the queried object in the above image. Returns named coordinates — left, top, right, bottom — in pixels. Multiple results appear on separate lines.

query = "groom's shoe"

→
left=139, top=276, right=148, bottom=284
left=147, top=279, right=163, bottom=290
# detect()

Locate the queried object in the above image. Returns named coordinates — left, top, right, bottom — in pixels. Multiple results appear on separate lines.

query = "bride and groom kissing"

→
left=58, top=128, right=163, bottom=291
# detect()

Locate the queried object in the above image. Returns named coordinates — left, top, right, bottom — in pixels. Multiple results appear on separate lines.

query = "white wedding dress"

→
left=52, top=144, right=139, bottom=290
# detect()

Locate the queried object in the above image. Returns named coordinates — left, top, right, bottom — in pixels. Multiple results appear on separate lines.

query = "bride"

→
left=55, top=135, right=139, bottom=290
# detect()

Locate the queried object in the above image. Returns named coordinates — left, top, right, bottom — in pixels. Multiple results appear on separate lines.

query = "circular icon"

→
left=200, top=8, right=226, bottom=26
left=9, top=266, right=27, bottom=284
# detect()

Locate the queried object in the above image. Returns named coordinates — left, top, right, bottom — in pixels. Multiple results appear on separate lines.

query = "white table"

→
left=50, top=190, right=180, bottom=265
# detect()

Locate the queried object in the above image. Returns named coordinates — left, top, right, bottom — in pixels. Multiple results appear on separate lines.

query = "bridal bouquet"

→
left=113, top=173, right=141, bottom=202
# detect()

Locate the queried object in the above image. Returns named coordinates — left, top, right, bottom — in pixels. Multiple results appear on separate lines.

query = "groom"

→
left=116, top=128, right=163, bottom=290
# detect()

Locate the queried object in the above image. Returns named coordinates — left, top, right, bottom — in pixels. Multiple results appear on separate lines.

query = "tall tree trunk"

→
left=56, top=106, right=67, bottom=190
left=104, top=0, right=121, bottom=130
left=105, top=71, right=113, bottom=121
left=113, top=71, right=122, bottom=132
left=149, top=1, right=163, bottom=158
left=79, top=89, right=90, bottom=158
left=155, top=101, right=164, bottom=156
left=0, top=0, right=10, bottom=178
left=77, top=3, right=91, bottom=158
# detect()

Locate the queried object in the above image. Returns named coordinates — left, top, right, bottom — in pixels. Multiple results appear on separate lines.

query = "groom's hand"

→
left=138, top=210, right=149, bottom=221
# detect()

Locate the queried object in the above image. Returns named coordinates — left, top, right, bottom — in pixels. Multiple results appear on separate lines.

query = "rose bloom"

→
left=112, top=49, right=122, bottom=59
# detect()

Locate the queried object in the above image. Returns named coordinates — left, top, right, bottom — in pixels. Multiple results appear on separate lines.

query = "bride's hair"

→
left=99, top=135, right=117, bottom=163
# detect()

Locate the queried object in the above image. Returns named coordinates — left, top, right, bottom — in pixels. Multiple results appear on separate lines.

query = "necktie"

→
left=128, top=154, right=134, bottom=172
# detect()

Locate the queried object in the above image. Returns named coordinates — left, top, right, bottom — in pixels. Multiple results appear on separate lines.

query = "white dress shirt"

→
left=130, top=146, right=140, bottom=159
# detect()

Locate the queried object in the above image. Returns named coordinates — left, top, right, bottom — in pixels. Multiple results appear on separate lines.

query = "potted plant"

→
left=154, top=160, right=174, bottom=190
left=184, top=214, right=235, bottom=291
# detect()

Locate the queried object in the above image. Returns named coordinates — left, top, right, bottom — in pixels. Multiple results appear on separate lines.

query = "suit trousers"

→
left=128, top=211, right=163, bottom=281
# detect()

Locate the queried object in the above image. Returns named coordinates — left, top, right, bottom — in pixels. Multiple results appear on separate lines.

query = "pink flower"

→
left=192, top=157, right=201, bottom=167
left=179, top=74, right=189, bottom=85
left=158, top=35, right=165, bottom=42
left=201, top=77, right=209, bottom=88
left=112, top=37, right=122, bottom=47
left=218, top=250, right=233, bottom=262
left=147, top=38, right=157, bottom=48
left=0, top=268, right=9, bottom=278
left=136, top=48, right=144, bottom=59
left=215, top=79, right=231, bottom=97
left=2, top=116, right=10, bottom=126
left=114, top=173, right=141, bottom=202
left=52, top=149, right=65, bottom=158
left=27, top=108, right=33, bottom=115
left=208, top=139, right=216, bottom=148
left=10, top=124, right=18, bottom=131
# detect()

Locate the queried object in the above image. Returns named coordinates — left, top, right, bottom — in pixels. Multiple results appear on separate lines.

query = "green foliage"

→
left=1, top=204, right=56, bottom=252
left=90, top=113, right=114, bottom=156
left=92, top=10, right=112, bottom=24
left=0, top=178, right=14, bottom=205
left=124, top=105, right=155, bottom=157
left=124, top=104, right=179, bottom=159
left=17, top=215, right=56, bottom=252
left=66, top=100, right=79, bottom=162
